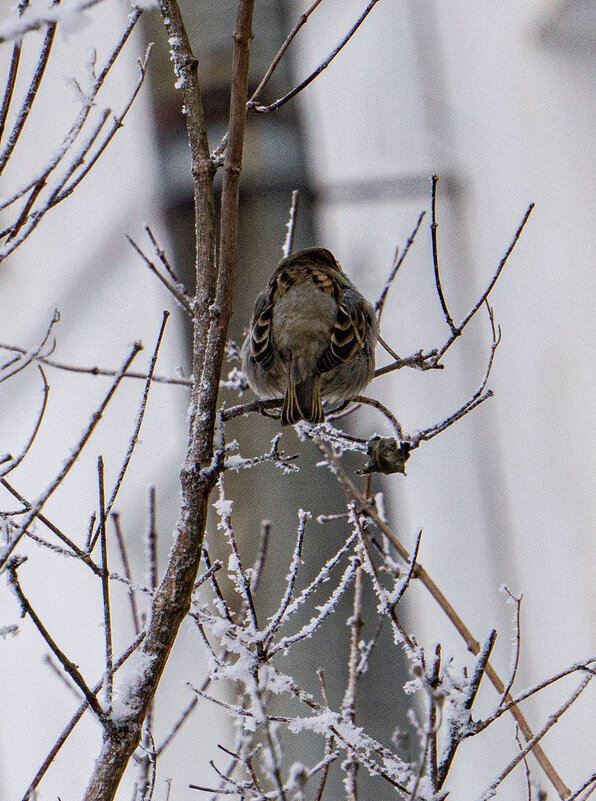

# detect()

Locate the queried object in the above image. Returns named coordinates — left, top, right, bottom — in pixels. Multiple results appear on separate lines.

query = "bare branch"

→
left=376, top=210, right=425, bottom=318
left=0, top=309, right=59, bottom=383
left=0, top=366, right=49, bottom=477
left=98, top=457, right=113, bottom=711
left=0, top=1, right=59, bottom=173
left=21, top=631, right=145, bottom=801
left=249, top=0, right=383, bottom=114
left=0, top=0, right=29, bottom=145
left=478, top=673, right=593, bottom=801
left=1, top=477, right=102, bottom=573
left=567, top=774, right=596, bottom=801
left=437, top=203, right=535, bottom=360
left=112, top=513, right=141, bottom=634
left=0, top=342, right=190, bottom=386
left=88, top=312, right=169, bottom=553
left=8, top=560, right=110, bottom=727
left=0, top=342, right=142, bottom=572
left=430, top=175, right=457, bottom=334
left=126, top=235, right=193, bottom=316
left=250, top=0, right=324, bottom=107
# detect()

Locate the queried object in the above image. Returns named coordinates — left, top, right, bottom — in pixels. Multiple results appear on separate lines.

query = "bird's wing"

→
left=249, top=289, right=276, bottom=371
left=317, top=299, right=367, bottom=373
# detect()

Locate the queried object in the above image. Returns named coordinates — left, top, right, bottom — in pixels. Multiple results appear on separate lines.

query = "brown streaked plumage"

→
left=241, top=247, right=378, bottom=426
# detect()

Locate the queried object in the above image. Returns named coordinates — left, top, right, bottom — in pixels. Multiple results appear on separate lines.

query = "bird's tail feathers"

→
left=282, top=372, right=324, bottom=426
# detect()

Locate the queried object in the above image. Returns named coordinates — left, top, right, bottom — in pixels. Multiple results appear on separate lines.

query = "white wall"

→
left=292, top=0, right=596, bottom=797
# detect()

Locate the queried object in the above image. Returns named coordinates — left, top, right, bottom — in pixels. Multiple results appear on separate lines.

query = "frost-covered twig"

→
left=0, top=10, right=143, bottom=261
left=498, top=586, right=523, bottom=708
left=54, top=45, right=153, bottom=205
left=0, top=3, right=58, bottom=171
left=269, top=556, right=360, bottom=657
left=437, top=629, right=497, bottom=788
left=317, top=446, right=570, bottom=797
left=282, top=189, right=300, bottom=259
left=0, top=0, right=109, bottom=43
left=214, top=478, right=260, bottom=635
left=267, top=529, right=359, bottom=640
left=342, top=561, right=364, bottom=801
left=251, top=520, right=271, bottom=593
left=0, top=342, right=190, bottom=386
left=264, top=510, right=309, bottom=645
left=224, top=435, right=299, bottom=474
left=1, top=477, right=102, bottom=573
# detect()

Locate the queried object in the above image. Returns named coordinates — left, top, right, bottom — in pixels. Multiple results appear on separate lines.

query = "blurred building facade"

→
left=1, top=0, right=595, bottom=799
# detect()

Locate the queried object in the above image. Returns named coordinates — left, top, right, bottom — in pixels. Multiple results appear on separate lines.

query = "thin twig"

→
left=0, top=0, right=59, bottom=174
left=498, top=586, right=523, bottom=708
left=342, top=561, right=364, bottom=801
left=437, top=629, right=497, bottom=788
left=376, top=210, right=425, bottom=317
left=126, top=235, right=193, bottom=316
left=1, top=478, right=101, bottom=573
left=8, top=561, right=110, bottom=727
left=0, top=342, right=142, bottom=571
left=0, top=309, right=59, bottom=383
left=21, top=631, right=145, bottom=801
left=112, top=513, right=141, bottom=635
left=147, top=487, right=158, bottom=592
left=98, top=457, right=113, bottom=711
left=0, top=366, right=49, bottom=478
left=250, top=520, right=271, bottom=593
left=54, top=46, right=152, bottom=205
left=43, top=653, right=83, bottom=700
left=89, top=313, right=168, bottom=553
left=0, top=0, right=29, bottom=145
left=250, top=0, right=324, bottom=107
left=352, top=394, right=405, bottom=440
left=0, top=9, right=143, bottom=261
left=567, top=774, right=596, bottom=801
left=145, top=225, right=184, bottom=286
left=282, top=189, right=299, bottom=258
left=437, top=203, right=535, bottom=360
left=249, top=0, right=383, bottom=114
left=0, top=342, right=190, bottom=386
left=318, top=448, right=571, bottom=799
left=264, top=510, right=309, bottom=647
left=430, top=175, right=457, bottom=334
left=374, top=203, right=534, bottom=377
left=477, top=673, right=593, bottom=801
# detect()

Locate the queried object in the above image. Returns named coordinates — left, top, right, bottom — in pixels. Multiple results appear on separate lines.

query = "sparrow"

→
left=241, top=247, right=378, bottom=426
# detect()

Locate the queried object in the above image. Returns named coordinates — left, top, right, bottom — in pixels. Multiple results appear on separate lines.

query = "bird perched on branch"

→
left=241, top=247, right=378, bottom=426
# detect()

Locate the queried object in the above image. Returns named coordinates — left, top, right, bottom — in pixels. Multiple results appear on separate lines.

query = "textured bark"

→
left=82, top=2, right=255, bottom=798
